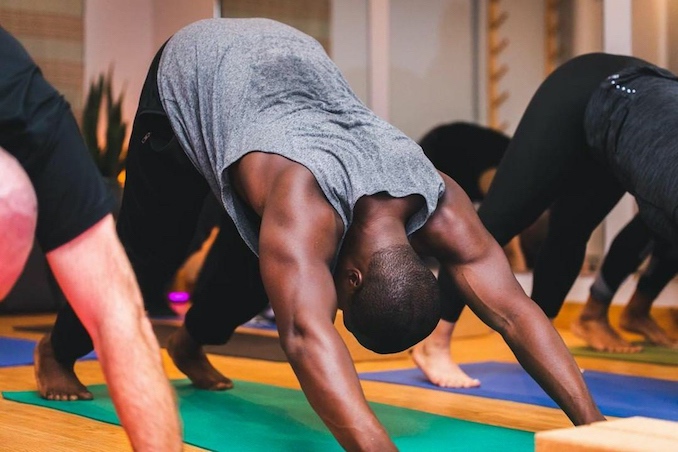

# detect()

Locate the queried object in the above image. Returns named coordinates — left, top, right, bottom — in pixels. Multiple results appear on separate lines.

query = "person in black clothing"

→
left=572, top=214, right=678, bottom=351
left=416, top=52, right=678, bottom=387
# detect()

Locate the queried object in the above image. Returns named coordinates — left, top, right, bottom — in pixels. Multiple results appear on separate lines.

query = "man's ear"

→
left=347, top=268, right=363, bottom=289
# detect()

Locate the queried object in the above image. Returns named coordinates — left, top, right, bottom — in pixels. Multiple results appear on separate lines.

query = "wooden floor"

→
left=0, top=304, right=676, bottom=451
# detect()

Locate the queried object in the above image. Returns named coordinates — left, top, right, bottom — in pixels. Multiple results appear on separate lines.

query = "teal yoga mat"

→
left=3, top=379, right=534, bottom=451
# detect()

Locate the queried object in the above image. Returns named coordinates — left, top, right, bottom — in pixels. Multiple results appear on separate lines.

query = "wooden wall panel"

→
left=0, top=0, right=84, bottom=115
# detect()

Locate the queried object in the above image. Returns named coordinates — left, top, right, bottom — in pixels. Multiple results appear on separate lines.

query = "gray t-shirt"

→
left=158, top=18, right=444, bottom=255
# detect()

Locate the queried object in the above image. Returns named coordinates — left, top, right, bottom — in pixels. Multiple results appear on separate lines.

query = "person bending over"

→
left=427, top=52, right=678, bottom=386
left=42, top=19, right=604, bottom=451
left=572, top=214, right=678, bottom=351
left=0, top=27, right=181, bottom=451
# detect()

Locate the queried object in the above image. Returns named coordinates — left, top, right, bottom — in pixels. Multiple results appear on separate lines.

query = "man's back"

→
left=157, top=18, right=444, bottom=257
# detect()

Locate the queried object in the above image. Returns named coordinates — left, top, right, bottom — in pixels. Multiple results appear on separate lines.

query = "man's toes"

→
left=211, top=379, right=233, bottom=391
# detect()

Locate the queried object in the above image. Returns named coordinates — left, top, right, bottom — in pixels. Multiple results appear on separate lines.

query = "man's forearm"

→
left=281, top=324, right=396, bottom=451
left=93, top=309, right=182, bottom=451
left=45, top=216, right=182, bottom=451
left=499, top=302, right=604, bottom=425
left=440, top=248, right=604, bottom=426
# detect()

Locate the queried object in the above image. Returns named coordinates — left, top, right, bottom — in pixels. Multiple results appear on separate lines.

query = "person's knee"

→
left=0, top=147, right=38, bottom=299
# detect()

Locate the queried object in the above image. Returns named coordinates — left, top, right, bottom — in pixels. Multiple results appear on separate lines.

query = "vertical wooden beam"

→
left=487, top=0, right=509, bottom=132
left=544, top=0, right=562, bottom=75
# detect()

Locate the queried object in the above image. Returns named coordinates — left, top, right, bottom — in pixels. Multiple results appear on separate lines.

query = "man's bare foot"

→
left=167, top=326, right=233, bottom=390
left=620, top=313, right=678, bottom=348
left=34, top=334, right=93, bottom=401
left=411, top=343, right=480, bottom=388
left=570, top=318, right=642, bottom=353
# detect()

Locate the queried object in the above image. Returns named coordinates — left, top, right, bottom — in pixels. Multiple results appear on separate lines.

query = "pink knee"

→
left=0, top=147, right=38, bottom=300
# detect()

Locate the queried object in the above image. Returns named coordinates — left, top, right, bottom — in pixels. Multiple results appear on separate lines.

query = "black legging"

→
left=440, top=53, right=645, bottom=323
left=50, top=43, right=268, bottom=363
left=592, top=214, right=678, bottom=304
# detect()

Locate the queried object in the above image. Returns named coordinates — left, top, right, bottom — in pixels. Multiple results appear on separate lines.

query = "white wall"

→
left=331, top=0, right=369, bottom=104
left=571, top=0, right=603, bottom=56
left=632, top=0, right=667, bottom=66
left=494, top=0, right=545, bottom=135
left=84, top=0, right=154, bottom=134
left=389, top=0, right=475, bottom=141
left=84, top=0, right=214, bottom=136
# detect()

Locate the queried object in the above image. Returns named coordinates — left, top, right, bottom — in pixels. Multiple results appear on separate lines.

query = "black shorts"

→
left=0, top=27, right=112, bottom=252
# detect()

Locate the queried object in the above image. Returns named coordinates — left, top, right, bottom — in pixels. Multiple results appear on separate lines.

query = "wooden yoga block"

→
left=536, top=417, right=678, bottom=452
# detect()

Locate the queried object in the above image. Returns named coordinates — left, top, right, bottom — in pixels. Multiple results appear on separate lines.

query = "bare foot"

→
left=34, top=334, right=93, bottom=401
left=167, top=326, right=233, bottom=390
left=570, top=318, right=642, bottom=353
left=620, top=314, right=678, bottom=348
left=411, top=343, right=480, bottom=388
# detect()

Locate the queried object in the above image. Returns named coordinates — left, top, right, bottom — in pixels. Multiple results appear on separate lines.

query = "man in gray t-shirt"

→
left=47, top=19, right=604, bottom=450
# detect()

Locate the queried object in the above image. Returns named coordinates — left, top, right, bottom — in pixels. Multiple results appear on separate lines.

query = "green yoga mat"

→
left=570, top=344, right=678, bottom=365
left=3, top=380, right=533, bottom=451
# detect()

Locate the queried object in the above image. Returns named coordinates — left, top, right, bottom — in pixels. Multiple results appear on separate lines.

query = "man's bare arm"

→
left=46, top=215, right=182, bottom=451
left=417, top=174, right=604, bottom=425
left=258, top=174, right=396, bottom=452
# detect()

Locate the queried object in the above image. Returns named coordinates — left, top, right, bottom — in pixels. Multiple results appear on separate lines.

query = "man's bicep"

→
left=257, top=204, right=340, bottom=325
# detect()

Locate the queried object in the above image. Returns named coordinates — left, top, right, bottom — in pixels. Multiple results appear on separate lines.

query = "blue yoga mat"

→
left=360, top=361, right=678, bottom=421
left=0, top=336, right=96, bottom=367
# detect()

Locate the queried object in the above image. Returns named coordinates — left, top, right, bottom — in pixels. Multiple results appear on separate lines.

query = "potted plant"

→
left=82, top=69, right=127, bottom=215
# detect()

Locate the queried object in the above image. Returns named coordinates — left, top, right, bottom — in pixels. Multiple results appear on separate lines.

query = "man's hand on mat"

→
left=34, top=334, right=93, bottom=401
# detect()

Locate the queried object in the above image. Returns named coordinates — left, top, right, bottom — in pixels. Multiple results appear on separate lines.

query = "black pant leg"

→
left=591, top=215, right=653, bottom=304
left=636, top=246, right=678, bottom=299
left=184, top=212, right=269, bottom=345
left=531, top=161, right=625, bottom=318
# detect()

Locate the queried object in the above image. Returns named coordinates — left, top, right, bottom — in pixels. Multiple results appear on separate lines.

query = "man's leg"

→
left=620, top=248, right=678, bottom=347
left=0, top=147, right=37, bottom=299
left=572, top=215, right=650, bottom=352
left=169, top=212, right=270, bottom=390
